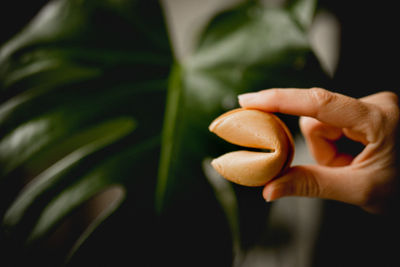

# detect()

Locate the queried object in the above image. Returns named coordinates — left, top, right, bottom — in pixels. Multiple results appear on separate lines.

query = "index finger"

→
left=238, top=88, right=371, bottom=130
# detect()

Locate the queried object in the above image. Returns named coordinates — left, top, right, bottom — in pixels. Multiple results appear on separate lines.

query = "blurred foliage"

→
left=0, top=0, right=328, bottom=266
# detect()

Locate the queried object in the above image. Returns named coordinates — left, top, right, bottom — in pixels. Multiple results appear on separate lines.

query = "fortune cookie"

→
left=209, top=108, right=294, bottom=186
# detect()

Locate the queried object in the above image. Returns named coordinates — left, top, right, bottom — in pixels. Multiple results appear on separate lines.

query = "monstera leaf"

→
left=156, top=0, right=327, bottom=253
left=0, top=0, right=327, bottom=265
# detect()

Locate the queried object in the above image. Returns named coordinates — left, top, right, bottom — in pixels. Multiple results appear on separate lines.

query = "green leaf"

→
left=287, top=0, right=317, bottom=30
left=0, top=0, right=174, bottom=265
left=0, top=0, right=327, bottom=265
left=156, top=0, right=326, bottom=251
left=3, top=118, right=135, bottom=233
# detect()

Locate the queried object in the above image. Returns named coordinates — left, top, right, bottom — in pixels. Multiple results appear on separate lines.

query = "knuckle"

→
left=386, top=99, right=400, bottom=125
left=368, top=101, right=399, bottom=143
left=278, top=181, right=296, bottom=196
left=369, top=106, right=385, bottom=127
left=298, top=166, right=321, bottom=197
left=306, top=173, right=322, bottom=197
left=363, top=106, right=386, bottom=142
left=375, top=91, right=399, bottom=124
left=309, top=88, right=335, bottom=115
left=381, top=91, right=399, bottom=104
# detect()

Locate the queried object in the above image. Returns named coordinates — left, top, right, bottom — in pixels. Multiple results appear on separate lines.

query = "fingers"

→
left=238, top=88, right=374, bottom=143
left=299, top=116, right=354, bottom=166
left=263, top=165, right=369, bottom=208
left=239, top=88, right=399, bottom=213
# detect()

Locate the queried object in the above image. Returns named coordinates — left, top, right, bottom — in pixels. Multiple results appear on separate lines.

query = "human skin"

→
left=238, top=88, right=399, bottom=214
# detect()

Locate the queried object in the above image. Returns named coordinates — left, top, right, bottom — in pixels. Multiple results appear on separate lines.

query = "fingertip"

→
left=263, top=185, right=273, bottom=202
left=263, top=166, right=318, bottom=201
left=299, top=116, right=315, bottom=125
left=263, top=181, right=287, bottom=202
left=238, top=92, right=258, bottom=107
left=299, top=116, right=316, bottom=131
left=299, top=115, right=325, bottom=128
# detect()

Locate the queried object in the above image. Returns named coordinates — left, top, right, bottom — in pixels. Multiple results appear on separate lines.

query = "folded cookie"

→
left=209, top=108, right=294, bottom=186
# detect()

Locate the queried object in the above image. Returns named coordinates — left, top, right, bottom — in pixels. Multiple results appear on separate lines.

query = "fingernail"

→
left=238, top=93, right=257, bottom=106
left=264, top=187, right=274, bottom=202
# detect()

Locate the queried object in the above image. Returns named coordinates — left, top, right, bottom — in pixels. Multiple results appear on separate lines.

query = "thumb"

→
left=263, top=165, right=367, bottom=207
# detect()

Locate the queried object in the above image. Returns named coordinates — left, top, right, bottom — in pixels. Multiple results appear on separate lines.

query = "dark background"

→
left=1, top=1, right=399, bottom=266
left=314, top=1, right=400, bottom=266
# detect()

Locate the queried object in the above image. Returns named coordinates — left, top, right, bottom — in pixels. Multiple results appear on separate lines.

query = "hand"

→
left=238, top=88, right=399, bottom=214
